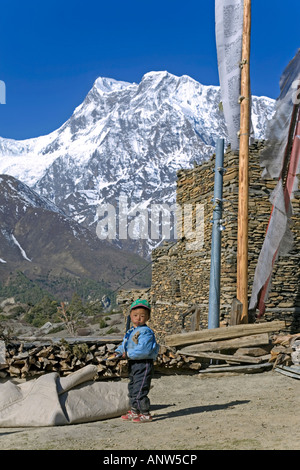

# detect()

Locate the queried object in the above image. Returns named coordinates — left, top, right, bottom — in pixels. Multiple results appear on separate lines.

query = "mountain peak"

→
left=142, top=70, right=170, bottom=80
left=0, top=71, right=276, bottom=258
left=94, top=77, right=132, bottom=95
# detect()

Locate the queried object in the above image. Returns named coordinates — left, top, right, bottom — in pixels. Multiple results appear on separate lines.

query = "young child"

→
left=115, top=299, right=159, bottom=423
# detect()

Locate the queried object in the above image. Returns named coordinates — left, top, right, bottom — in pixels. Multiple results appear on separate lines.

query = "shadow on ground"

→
left=152, top=400, right=250, bottom=421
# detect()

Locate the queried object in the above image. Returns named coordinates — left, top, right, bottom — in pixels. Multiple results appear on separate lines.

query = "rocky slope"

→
left=0, top=174, right=151, bottom=300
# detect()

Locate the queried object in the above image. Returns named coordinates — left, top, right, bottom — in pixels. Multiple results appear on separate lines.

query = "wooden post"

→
left=230, top=298, right=243, bottom=326
left=237, top=0, right=251, bottom=323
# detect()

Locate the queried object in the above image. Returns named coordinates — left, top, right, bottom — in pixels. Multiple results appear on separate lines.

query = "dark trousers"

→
left=128, top=359, right=154, bottom=413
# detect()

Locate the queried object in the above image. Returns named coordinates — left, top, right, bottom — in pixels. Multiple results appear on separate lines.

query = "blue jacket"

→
left=115, top=325, right=159, bottom=361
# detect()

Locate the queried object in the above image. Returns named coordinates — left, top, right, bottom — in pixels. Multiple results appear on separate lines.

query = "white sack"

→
left=0, top=365, right=129, bottom=427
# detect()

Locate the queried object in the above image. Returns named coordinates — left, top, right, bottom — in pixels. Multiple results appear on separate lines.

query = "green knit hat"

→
left=130, top=299, right=151, bottom=315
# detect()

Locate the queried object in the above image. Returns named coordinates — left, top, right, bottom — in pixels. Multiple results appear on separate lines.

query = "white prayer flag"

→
left=215, top=0, right=244, bottom=150
left=249, top=50, right=300, bottom=315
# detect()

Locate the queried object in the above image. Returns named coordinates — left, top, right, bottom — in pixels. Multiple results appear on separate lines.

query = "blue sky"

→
left=0, top=0, right=299, bottom=140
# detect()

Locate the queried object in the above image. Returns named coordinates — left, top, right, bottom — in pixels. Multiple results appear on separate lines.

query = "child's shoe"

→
left=121, top=410, right=140, bottom=421
left=132, top=413, right=153, bottom=423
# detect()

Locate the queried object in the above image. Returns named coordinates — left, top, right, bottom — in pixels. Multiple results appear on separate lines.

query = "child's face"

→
left=130, top=308, right=150, bottom=327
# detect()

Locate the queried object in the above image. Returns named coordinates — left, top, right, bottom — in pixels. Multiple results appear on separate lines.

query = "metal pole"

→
left=208, top=138, right=225, bottom=329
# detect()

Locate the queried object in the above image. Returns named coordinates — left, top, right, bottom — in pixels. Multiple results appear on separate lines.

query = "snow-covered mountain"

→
left=0, top=71, right=275, bottom=258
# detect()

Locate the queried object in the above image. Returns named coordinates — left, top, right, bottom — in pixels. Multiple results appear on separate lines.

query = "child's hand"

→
left=112, top=352, right=126, bottom=359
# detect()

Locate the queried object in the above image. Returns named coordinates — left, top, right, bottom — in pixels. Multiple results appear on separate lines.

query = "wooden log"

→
left=8, top=365, right=21, bottom=376
left=190, top=308, right=201, bottom=331
left=188, top=363, right=201, bottom=371
left=234, top=346, right=271, bottom=357
left=21, top=361, right=30, bottom=377
left=59, top=361, right=72, bottom=370
left=57, top=350, right=71, bottom=359
left=179, top=333, right=270, bottom=354
left=274, top=365, right=300, bottom=379
left=36, top=346, right=53, bottom=357
left=181, top=350, right=263, bottom=364
left=198, top=362, right=273, bottom=374
left=165, top=321, right=286, bottom=347
left=237, top=0, right=251, bottom=323
left=3, top=329, right=279, bottom=379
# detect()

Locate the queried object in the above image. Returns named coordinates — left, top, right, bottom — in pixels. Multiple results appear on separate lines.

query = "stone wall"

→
left=148, top=141, right=300, bottom=341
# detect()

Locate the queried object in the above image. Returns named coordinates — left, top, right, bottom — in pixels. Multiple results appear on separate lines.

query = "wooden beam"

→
left=164, top=320, right=286, bottom=347
left=237, top=0, right=251, bottom=323
left=275, top=365, right=300, bottom=380
left=181, top=350, right=264, bottom=364
left=198, top=362, right=273, bottom=374
left=179, top=333, right=270, bottom=354
left=230, top=298, right=243, bottom=325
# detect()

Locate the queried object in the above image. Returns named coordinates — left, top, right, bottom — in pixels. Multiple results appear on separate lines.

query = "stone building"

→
left=117, top=141, right=299, bottom=341
left=148, top=141, right=299, bottom=339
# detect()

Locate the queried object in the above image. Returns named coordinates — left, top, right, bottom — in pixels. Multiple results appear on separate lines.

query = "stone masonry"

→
left=147, top=141, right=300, bottom=341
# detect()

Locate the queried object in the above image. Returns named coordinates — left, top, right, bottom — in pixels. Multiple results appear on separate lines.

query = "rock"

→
left=0, top=341, right=7, bottom=370
left=39, top=322, right=53, bottom=334
left=76, top=328, right=92, bottom=336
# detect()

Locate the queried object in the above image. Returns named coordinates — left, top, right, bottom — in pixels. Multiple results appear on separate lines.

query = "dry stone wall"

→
left=149, top=141, right=300, bottom=341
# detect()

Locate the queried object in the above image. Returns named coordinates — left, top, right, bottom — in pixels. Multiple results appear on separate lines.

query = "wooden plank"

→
left=275, top=366, right=300, bottom=380
left=275, top=365, right=300, bottom=375
left=199, top=362, right=273, bottom=374
left=190, top=308, right=201, bottom=331
left=179, top=333, right=270, bottom=354
left=182, top=350, right=263, bottom=364
left=234, top=346, right=270, bottom=357
left=165, top=321, right=286, bottom=347
left=230, top=298, right=243, bottom=325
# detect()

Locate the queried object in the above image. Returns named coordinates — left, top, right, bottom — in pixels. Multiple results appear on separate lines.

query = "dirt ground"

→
left=0, top=369, right=299, bottom=451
